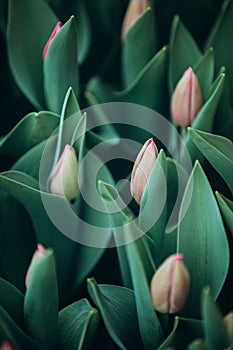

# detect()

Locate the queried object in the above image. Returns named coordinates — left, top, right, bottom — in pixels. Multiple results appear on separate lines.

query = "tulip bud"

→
left=130, top=138, right=158, bottom=205
left=171, top=67, right=203, bottom=127
left=25, top=244, right=46, bottom=287
left=43, top=22, right=62, bottom=60
left=121, top=0, right=150, bottom=41
left=0, top=342, right=15, bottom=350
left=50, top=145, right=79, bottom=201
left=150, top=253, right=190, bottom=313
left=224, top=312, right=233, bottom=344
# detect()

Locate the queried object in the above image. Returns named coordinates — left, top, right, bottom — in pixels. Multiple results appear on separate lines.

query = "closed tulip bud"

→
left=25, top=244, right=46, bottom=287
left=130, top=138, right=158, bottom=205
left=121, top=0, right=150, bottom=41
left=150, top=253, right=190, bottom=314
left=50, top=145, right=79, bottom=201
left=43, top=22, right=62, bottom=59
left=171, top=67, right=203, bottom=127
left=224, top=312, right=233, bottom=344
left=0, top=342, right=15, bottom=350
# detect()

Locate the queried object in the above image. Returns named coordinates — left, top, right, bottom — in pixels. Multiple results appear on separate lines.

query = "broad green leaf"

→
left=168, top=16, right=202, bottom=94
left=158, top=317, right=203, bottom=349
left=178, top=162, right=229, bottom=318
left=98, top=181, right=163, bottom=349
left=212, top=67, right=233, bottom=140
left=139, top=150, right=167, bottom=264
left=116, top=46, right=168, bottom=114
left=216, top=192, right=233, bottom=235
left=0, top=185, right=36, bottom=291
left=205, top=0, right=233, bottom=94
left=0, top=111, right=59, bottom=164
left=188, top=128, right=233, bottom=193
left=86, top=46, right=168, bottom=115
left=58, top=298, right=99, bottom=350
left=24, top=248, right=58, bottom=350
left=7, top=0, right=58, bottom=109
left=43, top=16, right=79, bottom=113
left=166, top=158, right=189, bottom=233
left=0, top=278, right=24, bottom=328
left=11, top=140, right=47, bottom=180
left=194, top=47, right=214, bottom=101
left=0, top=306, right=42, bottom=350
left=87, top=278, right=143, bottom=350
left=122, top=8, right=157, bottom=87
left=201, top=286, right=229, bottom=349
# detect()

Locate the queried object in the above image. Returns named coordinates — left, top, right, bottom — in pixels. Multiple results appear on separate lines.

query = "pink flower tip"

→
left=50, top=144, right=79, bottom=201
left=121, top=0, right=150, bottom=41
left=171, top=67, right=203, bottom=127
left=130, top=138, right=158, bottom=205
left=0, top=341, right=15, bottom=350
left=150, top=253, right=190, bottom=314
left=43, top=22, right=63, bottom=60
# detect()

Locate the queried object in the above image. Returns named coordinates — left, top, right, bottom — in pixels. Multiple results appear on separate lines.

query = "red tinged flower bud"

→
left=42, top=22, right=62, bottom=60
left=50, top=145, right=79, bottom=201
left=25, top=244, right=46, bottom=287
left=0, top=342, right=15, bottom=350
left=130, top=138, right=158, bottom=205
left=150, top=253, right=190, bottom=313
left=121, top=0, right=150, bottom=41
left=171, top=67, right=203, bottom=127
left=224, top=312, right=233, bottom=345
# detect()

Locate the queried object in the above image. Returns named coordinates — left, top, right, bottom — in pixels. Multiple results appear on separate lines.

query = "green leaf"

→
left=0, top=278, right=24, bottom=328
left=168, top=15, right=202, bottom=94
left=166, top=158, right=189, bottom=233
left=116, top=46, right=168, bottom=114
left=0, top=171, right=78, bottom=296
left=158, top=317, right=203, bottom=349
left=24, top=248, right=58, bottom=350
left=58, top=298, right=99, bottom=350
left=178, top=162, right=229, bottom=318
left=194, top=47, right=214, bottom=101
left=7, top=0, right=58, bottom=109
left=0, top=184, right=36, bottom=291
left=205, top=0, right=233, bottom=94
left=86, top=46, right=168, bottom=114
left=98, top=182, right=163, bottom=349
left=43, top=16, right=79, bottom=113
left=201, top=286, right=229, bottom=349
left=188, top=128, right=233, bottom=193
left=139, top=150, right=167, bottom=264
left=216, top=192, right=233, bottom=235
left=11, top=140, right=47, bottom=180
left=0, top=306, right=42, bottom=350
left=122, top=8, right=157, bottom=87
left=87, top=278, right=143, bottom=350
left=75, top=1, right=91, bottom=64
left=0, top=111, right=59, bottom=165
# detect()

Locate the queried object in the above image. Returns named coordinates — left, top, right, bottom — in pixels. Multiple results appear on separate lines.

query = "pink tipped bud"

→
left=121, top=0, right=150, bottom=41
left=150, top=253, right=190, bottom=314
left=25, top=244, right=46, bottom=288
left=224, top=312, right=233, bottom=345
left=0, top=342, right=15, bottom=350
left=50, top=145, right=79, bottom=201
left=43, top=22, right=62, bottom=60
left=130, top=138, right=158, bottom=205
left=171, top=67, right=203, bottom=127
